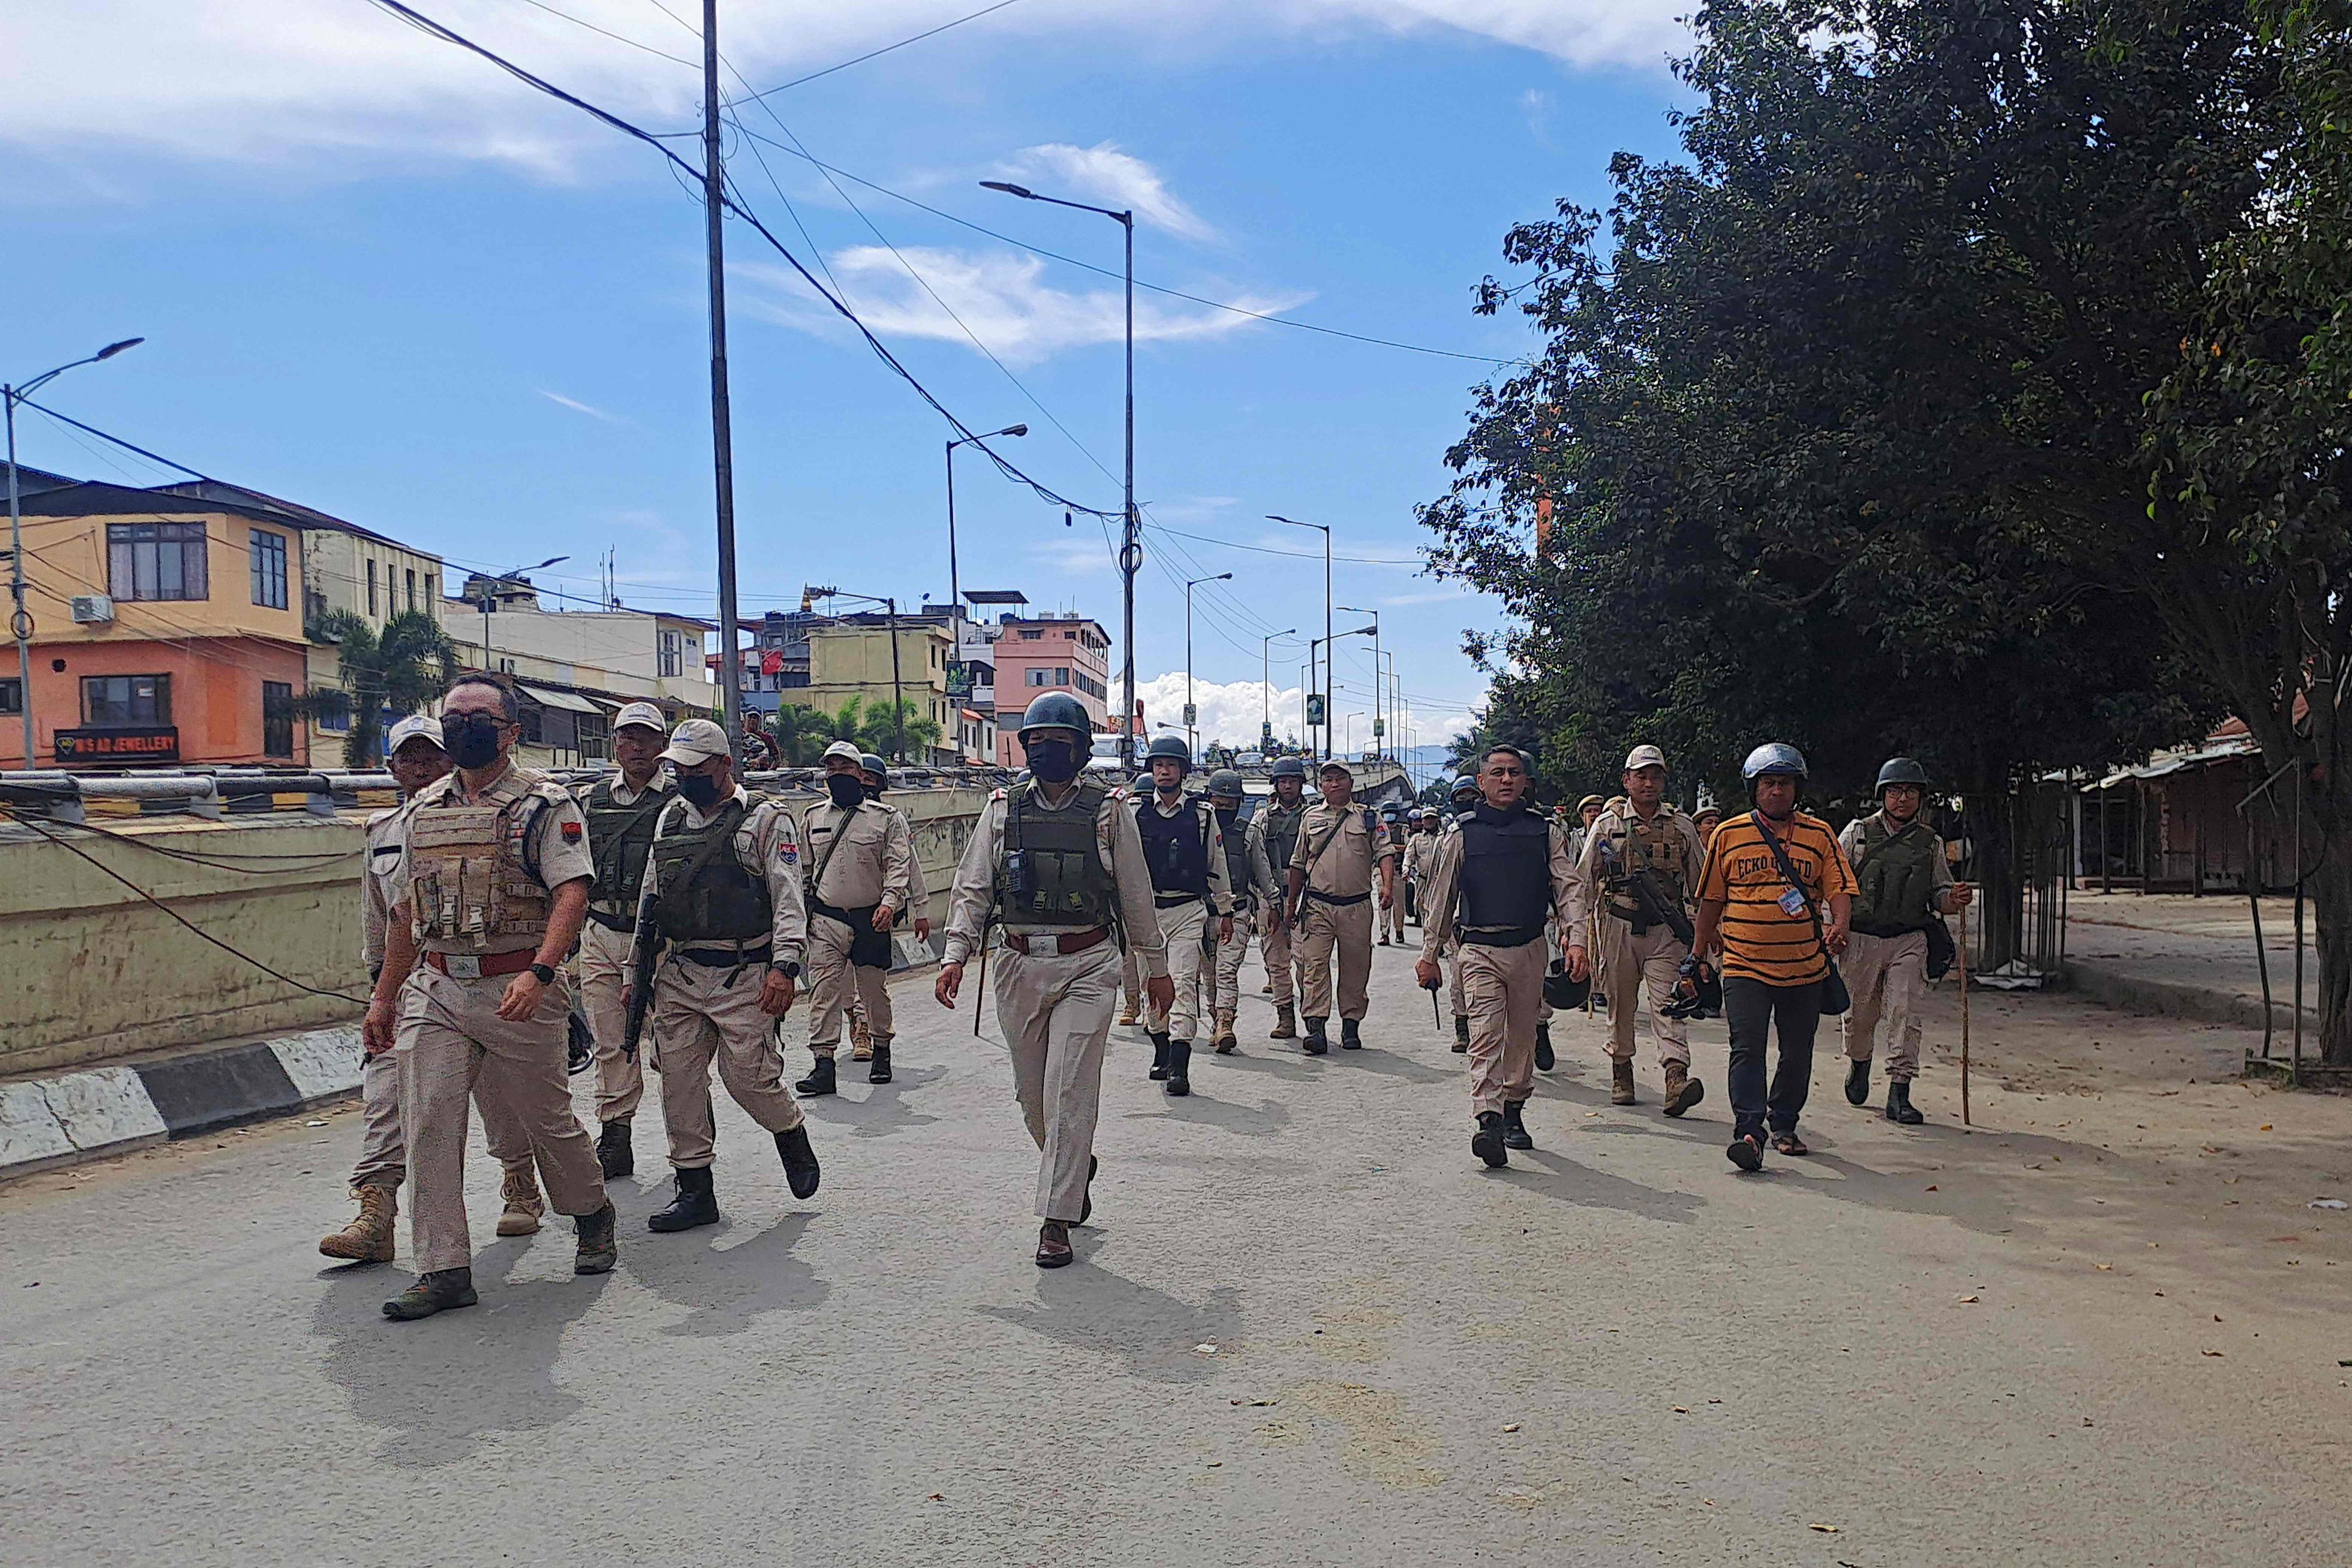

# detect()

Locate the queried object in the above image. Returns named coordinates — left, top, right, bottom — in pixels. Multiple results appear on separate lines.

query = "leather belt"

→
left=1005, top=928, right=1111, bottom=957
left=677, top=944, right=773, bottom=968
left=1460, top=927, right=1544, bottom=948
left=1154, top=891, right=1204, bottom=907
left=423, top=949, right=539, bottom=980
left=1304, top=889, right=1371, bottom=907
left=586, top=907, right=637, bottom=934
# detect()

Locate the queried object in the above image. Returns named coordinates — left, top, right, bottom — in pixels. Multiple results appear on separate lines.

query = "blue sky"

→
left=2, top=0, right=1688, bottom=748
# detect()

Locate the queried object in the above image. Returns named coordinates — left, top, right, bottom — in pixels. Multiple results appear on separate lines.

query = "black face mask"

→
left=864, top=781, right=884, bottom=801
left=1026, top=739, right=1080, bottom=783
left=826, top=773, right=865, bottom=808
left=443, top=712, right=503, bottom=770
left=1215, top=806, right=1239, bottom=828
left=677, top=771, right=724, bottom=809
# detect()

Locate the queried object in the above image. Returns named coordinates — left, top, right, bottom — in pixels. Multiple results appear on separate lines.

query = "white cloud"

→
left=1000, top=143, right=1217, bottom=242
left=539, top=390, right=621, bottom=422
left=1134, top=672, right=1302, bottom=747
left=734, top=247, right=1306, bottom=365
left=1520, top=87, right=1555, bottom=143
left=1378, top=586, right=1471, bottom=606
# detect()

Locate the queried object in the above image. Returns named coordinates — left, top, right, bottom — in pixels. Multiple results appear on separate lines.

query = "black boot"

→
left=648, top=1166, right=720, bottom=1232
left=382, top=1267, right=476, bottom=1320
left=1885, top=1081, right=1925, bottom=1126
left=596, top=1119, right=633, bottom=1180
left=794, top=1054, right=837, bottom=1097
left=1472, top=1111, right=1508, bottom=1168
left=776, top=1125, right=823, bottom=1198
left=868, top=1041, right=893, bottom=1085
left=1452, top=1015, right=1470, bottom=1054
left=1534, top=1023, right=1555, bottom=1072
left=1502, top=1099, right=1535, bottom=1151
left=1302, top=1018, right=1329, bottom=1056
left=574, top=1201, right=619, bottom=1273
left=1341, top=1018, right=1362, bottom=1050
left=1164, top=1039, right=1192, bottom=1096
left=1148, top=1031, right=1172, bottom=1081
left=1845, top=1058, right=1872, bottom=1106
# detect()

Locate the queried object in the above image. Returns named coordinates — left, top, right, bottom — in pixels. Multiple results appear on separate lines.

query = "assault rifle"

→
left=621, top=920, right=660, bottom=1061
left=1617, top=868, right=1696, bottom=949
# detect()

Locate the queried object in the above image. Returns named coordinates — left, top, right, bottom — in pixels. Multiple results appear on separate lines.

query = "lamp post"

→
left=1268, top=515, right=1331, bottom=758
left=946, top=423, right=1027, bottom=614
left=1260, top=628, right=1295, bottom=746
left=983, top=179, right=1136, bottom=768
left=7, top=336, right=142, bottom=767
left=1183, top=570, right=1230, bottom=756
left=479, top=554, right=567, bottom=675
left=1339, top=604, right=1381, bottom=764
left=1309, top=621, right=1377, bottom=761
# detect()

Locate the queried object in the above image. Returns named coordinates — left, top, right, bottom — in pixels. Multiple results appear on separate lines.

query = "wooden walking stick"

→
left=1958, top=902, right=1972, bottom=1127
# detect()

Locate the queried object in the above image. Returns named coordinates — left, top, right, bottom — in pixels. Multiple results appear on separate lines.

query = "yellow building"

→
left=803, top=617, right=956, bottom=765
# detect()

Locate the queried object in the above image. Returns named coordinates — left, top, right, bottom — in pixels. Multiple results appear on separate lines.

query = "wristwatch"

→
left=769, top=959, right=801, bottom=981
left=529, top=962, right=557, bottom=985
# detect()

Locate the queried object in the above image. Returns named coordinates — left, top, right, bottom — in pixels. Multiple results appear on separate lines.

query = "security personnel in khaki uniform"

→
left=628, top=719, right=821, bottom=1230
left=1132, top=735, right=1234, bottom=1095
left=1566, top=745, right=1708, bottom=1115
left=573, top=700, right=673, bottom=1181
left=1283, top=760, right=1399, bottom=1054
left=840, top=752, right=931, bottom=1061
left=1248, top=755, right=1313, bottom=1039
left=935, top=693, right=1171, bottom=1269
left=794, top=740, right=917, bottom=1096
left=1416, top=745, right=1578, bottom=1166
left=1839, top=757, right=1972, bottom=1125
left=322, top=716, right=546, bottom=1262
left=1205, top=768, right=1271, bottom=1054
left=363, top=677, right=616, bottom=1322
left=1402, top=807, right=1442, bottom=927
left=1438, top=776, right=1479, bottom=1051
left=1378, top=804, right=1411, bottom=944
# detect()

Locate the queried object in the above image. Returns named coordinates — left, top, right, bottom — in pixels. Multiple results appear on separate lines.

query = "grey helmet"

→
left=858, top=752, right=890, bottom=790
left=1144, top=734, right=1193, bottom=772
left=1875, top=756, right=1931, bottom=793
left=1206, top=768, right=1245, bottom=801
left=1742, top=741, right=1808, bottom=798
left=1268, top=755, right=1309, bottom=782
left=1016, top=691, right=1092, bottom=744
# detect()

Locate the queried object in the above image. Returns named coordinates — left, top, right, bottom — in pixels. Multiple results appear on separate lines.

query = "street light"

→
left=946, top=423, right=1027, bottom=616
left=1260, top=628, right=1295, bottom=746
left=984, top=178, right=1138, bottom=769
left=7, top=337, right=143, bottom=768
left=478, top=554, right=568, bottom=676
left=1339, top=604, right=1381, bottom=766
left=1268, top=515, right=1332, bottom=759
left=1309, top=621, right=1377, bottom=759
left=1183, top=570, right=1230, bottom=755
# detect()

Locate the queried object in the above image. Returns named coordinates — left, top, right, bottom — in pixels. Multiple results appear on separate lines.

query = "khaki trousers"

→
left=1121, top=951, right=1145, bottom=1017
left=1211, top=907, right=1257, bottom=1021
left=1462, top=938, right=1546, bottom=1115
left=1599, top=915, right=1692, bottom=1066
left=1381, top=892, right=1406, bottom=942
left=1444, top=938, right=1467, bottom=1018
left=1842, top=928, right=1929, bottom=1080
left=575, top=918, right=644, bottom=1125
left=396, top=967, right=608, bottom=1273
left=807, top=911, right=894, bottom=1056
left=352, top=988, right=533, bottom=1188
left=993, top=940, right=1122, bottom=1222
left=650, top=955, right=805, bottom=1169
left=1260, top=914, right=1297, bottom=1007
left=1297, top=895, right=1375, bottom=1022
left=1147, top=899, right=1211, bottom=1042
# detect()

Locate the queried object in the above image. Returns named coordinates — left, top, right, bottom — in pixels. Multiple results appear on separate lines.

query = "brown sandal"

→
left=1772, top=1131, right=1810, bottom=1157
left=1035, top=1221, right=1074, bottom=1269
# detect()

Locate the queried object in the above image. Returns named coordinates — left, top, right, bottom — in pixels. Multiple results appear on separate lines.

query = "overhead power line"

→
left=736, top=0, right=1031, bottom=99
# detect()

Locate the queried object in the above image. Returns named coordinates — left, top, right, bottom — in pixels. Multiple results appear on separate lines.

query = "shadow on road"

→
left=1499, top=1148, right=1706, bottom=1224
left=977, top=1268, right=1244, bottom=1384
left=628, top=1212, right=831, bottom=1336
left=796, top=1064, right=948, bottom=1140
left=1122, top=1091, right=1294, bottom=1137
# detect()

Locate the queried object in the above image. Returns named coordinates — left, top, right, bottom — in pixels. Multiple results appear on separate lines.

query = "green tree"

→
left=305, top=609, right=459, bottom=767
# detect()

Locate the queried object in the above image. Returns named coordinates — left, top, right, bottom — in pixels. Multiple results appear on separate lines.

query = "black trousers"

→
left=1723, top=976, right=1823, bottom=1141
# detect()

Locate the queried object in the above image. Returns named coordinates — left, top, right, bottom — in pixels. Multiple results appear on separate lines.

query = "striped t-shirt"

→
left=1695, top=810, right=1858, bottom=985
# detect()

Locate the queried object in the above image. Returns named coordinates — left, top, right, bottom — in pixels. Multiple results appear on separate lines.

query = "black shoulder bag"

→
left=1749, top=812, right=1851, bottom=1015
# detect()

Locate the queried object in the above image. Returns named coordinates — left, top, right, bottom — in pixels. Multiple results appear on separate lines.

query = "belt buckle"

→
left=442, top=953, right=483, bottom=980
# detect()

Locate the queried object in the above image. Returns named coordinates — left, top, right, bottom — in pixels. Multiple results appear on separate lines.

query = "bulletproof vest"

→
left=1261, top=801, right=1307, bottom=874
left=997, top=780, right=1116, bottom=928
left=1853, top=814, right=1938, bottom=935
left=1458, top=807, right=1553, bottom=940
left=1217, top=808, right=1254, bottom=901
left=649, top=795, right=773, bottom=945
left=406, top=768, right=557, bottom=947
left=1135, top=794, right=1211, bottom=898
left=582, top=776, right=667, bottom=907
left=1608, top=807, right=1691, bottom=914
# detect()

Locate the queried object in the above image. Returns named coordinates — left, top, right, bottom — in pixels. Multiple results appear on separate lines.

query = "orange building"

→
left=4, top=482, right=313, bottom=769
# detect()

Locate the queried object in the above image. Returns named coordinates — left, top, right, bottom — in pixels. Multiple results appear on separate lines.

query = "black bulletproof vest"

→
left=583, top=777, right=667, bottom=905
left=1216, top=809, right=1253, bottom=900
left=1135, top=795, right=1211, bottom=898
left=1458, top=806, right=1553, bottom=941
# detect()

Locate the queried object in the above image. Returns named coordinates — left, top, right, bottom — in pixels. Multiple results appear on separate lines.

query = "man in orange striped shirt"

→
left=1690, top=743, right=1856, bottom=1171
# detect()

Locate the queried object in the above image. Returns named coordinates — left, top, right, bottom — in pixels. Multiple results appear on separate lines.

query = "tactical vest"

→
left=1217, top=809, right=1254, bottom=903
left=1852, top=814, right=1939, bottom=936
left=997, top=780, right=1117, bottom=928
left=1458, top=808, right=1553, bottom=944
left=1606, top=807, right=1692, bottom=916
left=1135, top=795, right=1211, bottom=898
left=649, top=795, right=773, bottom=945
left=406, top=768, right=558, bottom=948
left=1261, top=802, right=1307, bottom=875
left=582, top=776, right=668, bottom=907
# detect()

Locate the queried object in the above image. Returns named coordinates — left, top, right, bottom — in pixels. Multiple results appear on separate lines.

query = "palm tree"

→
left=306, top=609, right=458, bottom=766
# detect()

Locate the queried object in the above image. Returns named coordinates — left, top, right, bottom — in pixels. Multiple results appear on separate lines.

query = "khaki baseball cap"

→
left=1623, top=744, right=1668, bottom=771
left=614, top=701, right=667, bottom=735
left=386, top=714, right=443, bottom=755
left=820, top=739, right=865, bottom=764
left=660, top=717, right=732, bottom=765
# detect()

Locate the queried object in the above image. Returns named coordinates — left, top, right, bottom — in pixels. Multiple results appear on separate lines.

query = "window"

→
left=425, top=573, right=439, bottom=605
left=249, top=529, right=288, bottom=609
left=366, top=559, right=378, bottom=617
left=262, top=681, right=295, bottom=758
left=659, top=630, right=686, bottom=677
left=1025, top=668, right=1048, bottom=687
left=405, top=568, right=417, bottom=611
left=1054, top=667, right=1070, bottom=684
left=1019, top=628, right=1042, bottom=640
left=318, top=702, right=350, bottom=733
left=0, top=677, right=19, bottom=716
left=576, top=711, right=610, bottom=763
left=82, top=674, right=172, bottom=727
left=107, top=523, right=208, bottom=601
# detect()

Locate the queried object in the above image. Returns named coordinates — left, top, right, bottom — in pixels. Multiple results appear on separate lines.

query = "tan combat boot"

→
left=850, top=1011, right=874, bottom=1061
left=496, top=1159, right=545, bottom=1237
left=320, top=1183, right=398, bottom=1263
left=1611, top=1058, right=1638, bottom=1106
left=1662, top=1061, right=1705, bottom=1118
left=1117, top=1001, right=1142, bottom=1028
left=1268, top=1002, right=1298, bottom=1040
left=1214, top=1011, right=1238, bottom=1054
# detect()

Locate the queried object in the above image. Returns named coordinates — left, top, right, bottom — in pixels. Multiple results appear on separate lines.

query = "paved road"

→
left=5, top=932, right=2349, bottom=1566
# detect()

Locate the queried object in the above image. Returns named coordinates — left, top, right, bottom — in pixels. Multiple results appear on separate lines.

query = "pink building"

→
left=990, top=613, right=1111, bottom=765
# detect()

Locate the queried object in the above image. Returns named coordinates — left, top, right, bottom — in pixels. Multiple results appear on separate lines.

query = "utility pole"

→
left=702, top=0, right=743, bottom=743
left=886, top=596, right=905, bottom=763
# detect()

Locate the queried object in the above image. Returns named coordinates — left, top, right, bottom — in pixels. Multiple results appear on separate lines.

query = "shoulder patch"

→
left=991, top=787, right=1009, bottom=801
left=560, top=820, right=583, bottom=843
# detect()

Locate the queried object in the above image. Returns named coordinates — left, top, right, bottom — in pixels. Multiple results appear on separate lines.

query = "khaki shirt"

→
left=1291, top=798, right=1398, bottom=900
left=1838, top=812, right=1958, bottom=911
left=1416, top=810, right=1579, bottom=963
left=629, top=785, right=810, bottom=968
left=941, top=783, right=1169, bottom=976
left=802, top=797, right=916, bottom=915
left=359, top=803, right=415, bottom=973
left=1135, top=791, right=1235, bottom=917
left=1402, top=830, right=1442, bottom=887
left=390, top=761, right=593, bottom=955
left=573, top=771, right=673, bottom=918
left=1565, top=801, right=1706, bottom=931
